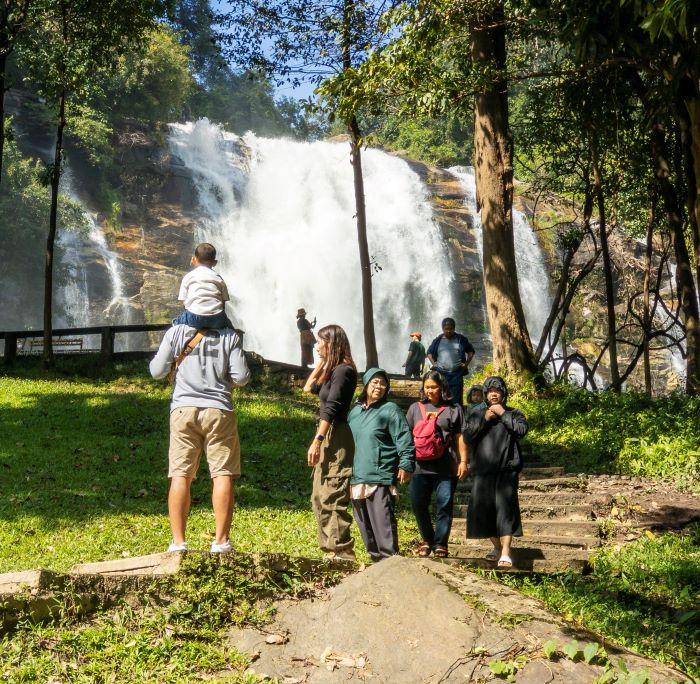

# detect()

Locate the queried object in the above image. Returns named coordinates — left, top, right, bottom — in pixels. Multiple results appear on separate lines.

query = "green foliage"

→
left=0, top=551, right=343, bottom=682
left=168, top=553, right=343, bottom=629
left=514, top=385, right=700, bottom=484
left=489, top=654, right=528, bottom=681
left=502, top=524, right=700, bottom=678
left=0, top=138, right=90, bottom=329
left=365, top=112, right=472, bottom=167
left=102, top=24, right=194, bottom=125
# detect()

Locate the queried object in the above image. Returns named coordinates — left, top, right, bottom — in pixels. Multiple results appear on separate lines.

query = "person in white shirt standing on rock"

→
left=150, top=318, right=250, bottom=553
left=173, top=242, right=234, bottom=329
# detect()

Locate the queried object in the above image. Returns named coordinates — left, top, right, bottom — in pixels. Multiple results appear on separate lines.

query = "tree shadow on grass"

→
left=0, top=388, right=319, bottom=525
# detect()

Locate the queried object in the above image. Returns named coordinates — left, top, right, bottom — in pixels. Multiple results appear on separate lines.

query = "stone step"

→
left=455, top=475, right=582, bottom=494
left=453, top=502, right=595, bottom=520
left=519, top=491, right=607, bottom=506
left=520, top=476, right=586, bottom=490
left=441, top=546, right=591, bottom=573
left=453, top=468, right=567, bottom=493
left=451, top=534, right=601, bottom=549
left=451, top=518, right=601, bottom=537
left=71, top=552, right=183, bottom=576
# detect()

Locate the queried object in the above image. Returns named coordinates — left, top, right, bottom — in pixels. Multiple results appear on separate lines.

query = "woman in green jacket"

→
left=348, top=368, right=416, bottom=562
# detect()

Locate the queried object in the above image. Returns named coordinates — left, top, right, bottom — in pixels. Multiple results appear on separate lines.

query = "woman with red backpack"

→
left=406, top=370, right=469, bottom=558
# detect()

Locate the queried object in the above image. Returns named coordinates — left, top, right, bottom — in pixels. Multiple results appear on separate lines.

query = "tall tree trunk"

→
left=43, top=89, right=66, bottom=368
left=679, top=86, right=700, bottom=293
left=592, top=155, right=621, bottom=391
left=342, top=0, right=377, bottom=369
left=642, top=203, right=655, bottom=395
left=0, top=53, right=6, bottom=180
left=470, top=1, right=534, bottom=373
left=651, top=122, right=700, bottom=395
left=349, top=116, right=378, bottom=368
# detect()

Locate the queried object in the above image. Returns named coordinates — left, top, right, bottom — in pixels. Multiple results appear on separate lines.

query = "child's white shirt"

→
left=178, top=265, right=230, bottom=315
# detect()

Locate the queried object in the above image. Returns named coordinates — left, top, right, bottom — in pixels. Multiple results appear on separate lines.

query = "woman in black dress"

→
left=303, top=324, right=357, bottom=561
left=464, top=376, right=528, bottom=568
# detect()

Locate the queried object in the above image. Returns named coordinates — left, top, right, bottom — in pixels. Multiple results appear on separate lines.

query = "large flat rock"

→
left=229, top=556, right=689, bottom=683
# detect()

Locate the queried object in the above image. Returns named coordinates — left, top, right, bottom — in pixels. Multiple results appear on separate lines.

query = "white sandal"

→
left=497, top=554, right=513, bottom=568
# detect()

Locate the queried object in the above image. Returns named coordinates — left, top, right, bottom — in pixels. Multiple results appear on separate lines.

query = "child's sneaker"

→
left=210, top=540, right=233, bottom=553
left=167, top=541, right=188, bottom=552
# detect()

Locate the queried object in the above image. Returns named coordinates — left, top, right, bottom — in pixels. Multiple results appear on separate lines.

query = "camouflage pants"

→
left=311, top=421, right=354, bottom=552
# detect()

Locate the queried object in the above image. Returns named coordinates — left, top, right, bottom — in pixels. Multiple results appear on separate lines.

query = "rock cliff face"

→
left=400, top=159, right=490, bottom=361
left=59, top=126, right=683, bottom=391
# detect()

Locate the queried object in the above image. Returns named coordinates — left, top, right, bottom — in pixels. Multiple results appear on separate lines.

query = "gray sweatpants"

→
left=352, top=486, right=398, bottom=562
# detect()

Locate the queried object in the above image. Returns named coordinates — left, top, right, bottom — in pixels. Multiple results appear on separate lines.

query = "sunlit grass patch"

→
left=501, top=525, right=700, bottom=679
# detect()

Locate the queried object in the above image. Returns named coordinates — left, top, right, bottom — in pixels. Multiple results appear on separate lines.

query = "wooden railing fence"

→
left=0, top=324, right=171, bottom=362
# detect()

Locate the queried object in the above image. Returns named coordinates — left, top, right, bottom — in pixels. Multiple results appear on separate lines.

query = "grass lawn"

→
left=0, top=360, right=420, bottom=572
left=2, top=361, right=699, bottom=681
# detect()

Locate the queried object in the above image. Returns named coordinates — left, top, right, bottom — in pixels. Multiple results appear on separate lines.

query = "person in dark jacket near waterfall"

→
left=464, top=376, right=528, bottom=568
left=348, top=368, right=415, bottom=562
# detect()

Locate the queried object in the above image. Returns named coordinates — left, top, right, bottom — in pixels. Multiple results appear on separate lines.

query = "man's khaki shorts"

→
left=169, top=407, right=240, bottom=479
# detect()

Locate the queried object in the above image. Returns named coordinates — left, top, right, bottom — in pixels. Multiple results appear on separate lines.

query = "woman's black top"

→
left=464, top=406, right=528, bottom=474
left=311, top=363, right=357, bottom=423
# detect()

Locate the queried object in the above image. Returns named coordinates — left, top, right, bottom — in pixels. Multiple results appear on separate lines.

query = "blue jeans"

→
left=409, top=474, right=458, bottom=549
left=439, top=368, right=465, bottom=406
left=172, top=309, right=233, bottom=329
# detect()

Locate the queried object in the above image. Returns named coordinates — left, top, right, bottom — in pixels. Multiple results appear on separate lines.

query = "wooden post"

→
left=100, top=327, right=114, bottom=361
left=4, top=334, right=17, bottom=363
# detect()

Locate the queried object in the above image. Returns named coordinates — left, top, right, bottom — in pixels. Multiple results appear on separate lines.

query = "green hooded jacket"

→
left=348, top=368, right=416, bottom=486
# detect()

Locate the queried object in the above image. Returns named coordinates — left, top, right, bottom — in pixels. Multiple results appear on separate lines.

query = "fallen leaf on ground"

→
left=266, top=633, right=289, bottom=645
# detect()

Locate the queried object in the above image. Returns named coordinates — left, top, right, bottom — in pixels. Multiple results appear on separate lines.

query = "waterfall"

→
left=449, top=166, right=599, bottom=387
left=55, top=167, right=136, bottom=349
left=169, top=119, right=454, bottom=371
left=448, top=166, right=552, bottom=343
left=662, top=263, right=687, bottom=384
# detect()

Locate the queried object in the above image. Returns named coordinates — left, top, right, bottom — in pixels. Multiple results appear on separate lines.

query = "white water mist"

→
left=169, top=119, right=454, bottom=371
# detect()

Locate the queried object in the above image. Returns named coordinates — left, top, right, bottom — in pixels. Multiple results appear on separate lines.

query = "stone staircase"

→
left=447, top=467, right=611, bottom=572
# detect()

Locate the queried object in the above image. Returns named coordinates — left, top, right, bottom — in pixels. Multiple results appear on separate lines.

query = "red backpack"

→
left=412, top=404, right=451, bottom=461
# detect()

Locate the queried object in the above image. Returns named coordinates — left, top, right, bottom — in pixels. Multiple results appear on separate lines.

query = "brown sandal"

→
left=433, top=545, right=449, bottom=558
left=414, top=541, right=431, bottom=557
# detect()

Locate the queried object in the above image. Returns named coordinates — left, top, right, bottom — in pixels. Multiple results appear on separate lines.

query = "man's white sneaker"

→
left=167, top=542, right=188, bottom=552
left=210, top=540, right=233, bottom=553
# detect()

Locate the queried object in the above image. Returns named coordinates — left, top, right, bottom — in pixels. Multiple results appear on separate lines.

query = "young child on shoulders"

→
left=173, top=242, right=233, bottom=329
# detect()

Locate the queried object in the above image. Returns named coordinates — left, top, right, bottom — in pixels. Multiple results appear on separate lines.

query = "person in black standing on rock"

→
left=464, top=376, right=528, bottom=569
left=303, top=324, right=357, bottom=561
left=297, top=308, right=316, bottom=368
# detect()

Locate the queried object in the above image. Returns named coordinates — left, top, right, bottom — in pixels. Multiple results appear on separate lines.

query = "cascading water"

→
left=662, top=263, right=687, bottom=383
left=56, top=167, right=137, bottom=350
left=169, top=119, right=454, bottom=371
left=449, top=165, right=597, bottom=387
left=448, top=166, right=552, bottom=343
